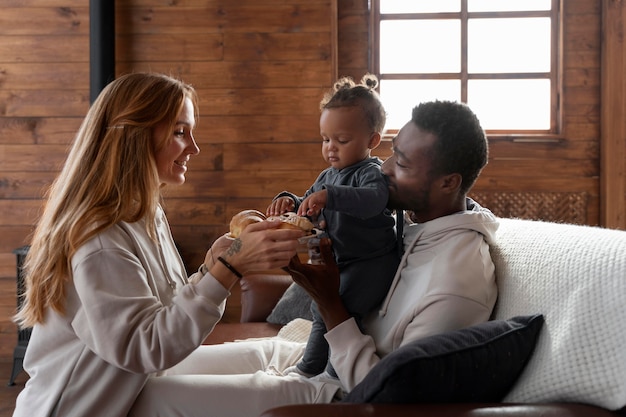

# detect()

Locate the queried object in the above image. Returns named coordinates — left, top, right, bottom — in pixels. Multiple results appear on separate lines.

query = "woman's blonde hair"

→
left=14, top=73, right=198, bottom=328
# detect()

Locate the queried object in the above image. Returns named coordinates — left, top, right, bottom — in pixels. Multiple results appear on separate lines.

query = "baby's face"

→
left=319, top=106, right=375, bottom=170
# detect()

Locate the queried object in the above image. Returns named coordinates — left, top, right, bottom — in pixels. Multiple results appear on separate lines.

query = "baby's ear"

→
left=368, top=132, right=382, bottom=150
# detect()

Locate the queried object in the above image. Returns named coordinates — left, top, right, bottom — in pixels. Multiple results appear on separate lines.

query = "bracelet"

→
left=217, top=256, right=243, bottom=279
left=199, top=263, right=209, bottom=275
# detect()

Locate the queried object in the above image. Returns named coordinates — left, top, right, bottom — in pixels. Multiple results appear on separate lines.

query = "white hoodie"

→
left=325, top=199, right=499, bottom=391
left=13, top=206, right=229, bottom=417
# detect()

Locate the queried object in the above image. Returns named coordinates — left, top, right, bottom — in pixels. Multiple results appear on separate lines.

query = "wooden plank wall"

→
left=601, top=0, right=626, bottom=229
left=0, top=0, right=615, bottom=361
left=0, top=0, right=337, bottom=360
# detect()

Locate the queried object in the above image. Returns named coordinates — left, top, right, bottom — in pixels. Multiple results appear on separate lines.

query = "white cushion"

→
left=491, top=218, right=626, bottom=410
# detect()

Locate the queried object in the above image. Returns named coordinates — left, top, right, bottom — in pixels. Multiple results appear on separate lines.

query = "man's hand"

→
left=284, top=238, right=350, bottom=330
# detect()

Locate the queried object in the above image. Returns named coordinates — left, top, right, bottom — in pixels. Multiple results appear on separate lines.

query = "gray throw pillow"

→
left=266, top=283, right=313, bottom=325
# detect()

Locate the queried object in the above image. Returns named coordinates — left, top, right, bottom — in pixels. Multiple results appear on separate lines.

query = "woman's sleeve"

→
left=70, top=246, right=229, bottom=374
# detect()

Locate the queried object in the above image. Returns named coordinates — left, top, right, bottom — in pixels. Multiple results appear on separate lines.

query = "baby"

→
left=267, top=74, right=400, bottom=377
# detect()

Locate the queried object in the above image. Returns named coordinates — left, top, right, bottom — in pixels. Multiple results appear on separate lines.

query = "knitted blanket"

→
left=491, top=218, right=626, bottom=410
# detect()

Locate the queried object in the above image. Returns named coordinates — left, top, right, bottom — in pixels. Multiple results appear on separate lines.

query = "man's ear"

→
left=368, top=132, right=382, bottom=150
left=440, top=173, right=462, bottom=194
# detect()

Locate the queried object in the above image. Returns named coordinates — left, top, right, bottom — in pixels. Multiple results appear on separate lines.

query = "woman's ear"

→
left=368, top=132, right=382, bottom=150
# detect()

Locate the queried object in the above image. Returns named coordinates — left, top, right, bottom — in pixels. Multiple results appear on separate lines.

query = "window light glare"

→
left=468, top=18, right=551, bottom=73
left=380, top=20, right=460, bottom=74
left=468, top=0, right=551, bottom=12
left=380, top=0, right=460, bottom=14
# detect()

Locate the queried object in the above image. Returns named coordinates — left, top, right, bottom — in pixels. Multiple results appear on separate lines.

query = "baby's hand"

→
left=266, top=196, right=295, bottom=216
left=298, top=190, right=327, bottom=218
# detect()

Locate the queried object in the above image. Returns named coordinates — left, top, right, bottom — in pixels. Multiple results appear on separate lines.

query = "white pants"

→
left=128, top=339, right=342, bottom=417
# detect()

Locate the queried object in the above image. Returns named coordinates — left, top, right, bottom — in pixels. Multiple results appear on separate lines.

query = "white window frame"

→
left=370, top=0, right=563, bottom=140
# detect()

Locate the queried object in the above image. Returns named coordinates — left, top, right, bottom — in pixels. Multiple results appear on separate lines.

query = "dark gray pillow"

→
left=266, top=283, right=313, bottom=325
left=343, top=314, right=544, bottom=404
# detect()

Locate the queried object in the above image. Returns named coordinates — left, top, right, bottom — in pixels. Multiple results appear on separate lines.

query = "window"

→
left=372, top=0, right=561, bottom=137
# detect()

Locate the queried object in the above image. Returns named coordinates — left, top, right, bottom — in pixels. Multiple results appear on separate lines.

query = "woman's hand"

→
left=284, top=238, right=350, bottom=330
left=215, top=219, right=304, bottom=275
left=203, top=233, right=233, bottom=270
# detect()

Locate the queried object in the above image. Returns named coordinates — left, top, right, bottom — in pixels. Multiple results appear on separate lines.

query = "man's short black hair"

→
left=411, top=100, right=488, bottom=194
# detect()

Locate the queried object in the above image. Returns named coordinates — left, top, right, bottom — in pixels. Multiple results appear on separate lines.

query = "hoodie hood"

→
left=379, top=198, right=499, bottom=316
left=410, top=198, right=499, bottom=247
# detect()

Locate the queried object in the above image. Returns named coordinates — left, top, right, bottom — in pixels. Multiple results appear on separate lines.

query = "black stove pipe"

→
left=89, top=0, right=115, bottom=103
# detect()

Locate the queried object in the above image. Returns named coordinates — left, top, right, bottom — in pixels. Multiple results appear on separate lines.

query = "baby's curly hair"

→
left=320, top=73, right=386, bottom=133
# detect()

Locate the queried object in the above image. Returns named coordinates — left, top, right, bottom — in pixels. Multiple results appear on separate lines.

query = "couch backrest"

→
left=490, top=218, right=626, bottom=410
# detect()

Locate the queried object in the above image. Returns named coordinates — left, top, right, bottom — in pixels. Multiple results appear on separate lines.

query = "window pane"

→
left=380, top=20, right=461, bottom=73
left=467, top=79, right=550, bottom=130
left=380, top=80, right=461, bottom=131
left=468, top=0, right=551, bottom=12
left=468, top=18, right=551, bottom=73
left=380, top=0, right=460, bottom=14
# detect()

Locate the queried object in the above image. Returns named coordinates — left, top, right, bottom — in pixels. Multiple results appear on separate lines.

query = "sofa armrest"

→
left=239, top=273, right=293, bottom=322
left=259, top=403, right=623, bottom=417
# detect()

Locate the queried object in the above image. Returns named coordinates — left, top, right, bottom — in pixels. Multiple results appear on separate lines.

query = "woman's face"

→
left=154, top=97, right=199, bottom=186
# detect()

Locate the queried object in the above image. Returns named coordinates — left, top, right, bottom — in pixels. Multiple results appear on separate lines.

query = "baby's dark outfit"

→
left=274, top=157, right=400, bottom=376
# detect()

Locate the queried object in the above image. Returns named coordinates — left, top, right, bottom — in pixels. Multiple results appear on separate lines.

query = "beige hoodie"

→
left=325, top=199, right=499, bottom=391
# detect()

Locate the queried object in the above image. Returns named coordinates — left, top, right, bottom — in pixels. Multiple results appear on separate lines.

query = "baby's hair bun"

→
left=333, top=76, right=357, bottom=92
left=320, top=73, right=382, bottom=112
left=361, top=73, right=379, bottom=90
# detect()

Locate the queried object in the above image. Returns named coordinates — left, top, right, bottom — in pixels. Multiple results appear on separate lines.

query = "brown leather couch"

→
left=203, top=273, right=624, bottom=417
left=202, top=273, right=291, bottom=345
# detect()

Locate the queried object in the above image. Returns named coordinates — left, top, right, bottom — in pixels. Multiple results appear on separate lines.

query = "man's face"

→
left=382, top=121, right=439, bottom=217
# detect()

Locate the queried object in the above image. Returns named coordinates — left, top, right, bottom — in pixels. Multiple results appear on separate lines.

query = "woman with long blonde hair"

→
left=12, top=72, right=303, bottom=417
